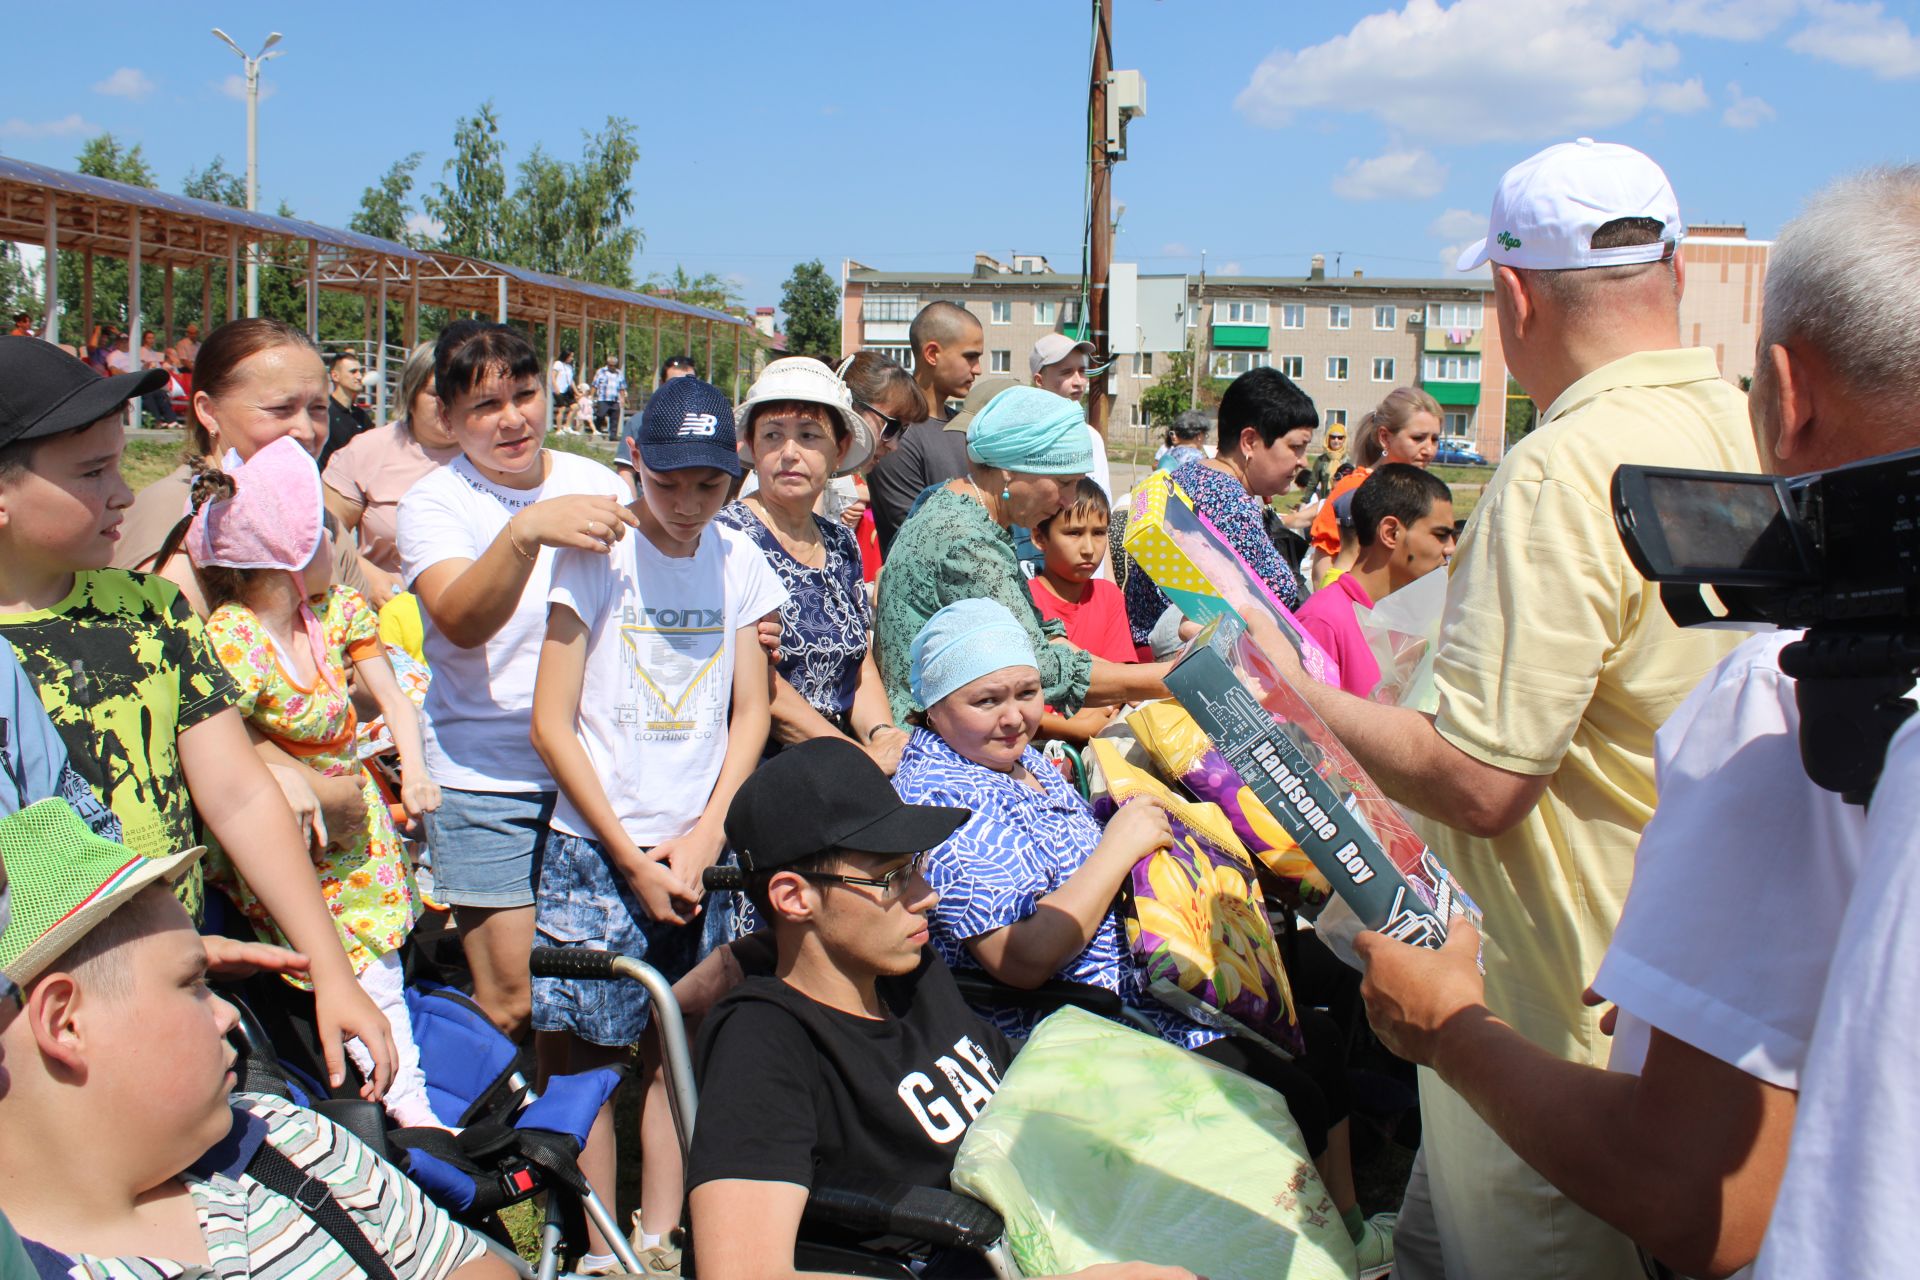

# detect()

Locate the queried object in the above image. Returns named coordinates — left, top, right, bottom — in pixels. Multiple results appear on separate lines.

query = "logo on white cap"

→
left=1457, top=138, right=1683, bottom=274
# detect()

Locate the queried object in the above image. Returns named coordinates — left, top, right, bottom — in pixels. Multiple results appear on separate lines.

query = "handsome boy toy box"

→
left=1123, top=470, right=1339, bottom=686
left=1164, top=613, right=1481, bottom=957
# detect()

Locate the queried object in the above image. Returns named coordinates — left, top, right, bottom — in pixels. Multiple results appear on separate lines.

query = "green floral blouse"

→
left=875, top=484, right=1093, bottom=723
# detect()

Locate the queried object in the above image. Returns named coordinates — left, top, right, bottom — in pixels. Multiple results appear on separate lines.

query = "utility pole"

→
left=1087, top=0, right=1114, bottom=438
left=1191, top=249, right=1206, bottom=408
left=212, top=28, right=282, bottom=317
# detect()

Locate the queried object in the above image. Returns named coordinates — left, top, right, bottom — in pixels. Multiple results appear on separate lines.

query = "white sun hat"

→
left=1456, top=137, right=1685, bottom=273
left=735, top=356, right=875, bottom=477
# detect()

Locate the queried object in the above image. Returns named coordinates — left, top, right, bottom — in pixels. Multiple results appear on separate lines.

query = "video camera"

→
left=1613, top=447, right=1920, bottom=804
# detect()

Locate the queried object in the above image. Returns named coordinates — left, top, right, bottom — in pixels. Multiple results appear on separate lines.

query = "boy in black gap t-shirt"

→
left=687, top=740, right=1195, bottom=1280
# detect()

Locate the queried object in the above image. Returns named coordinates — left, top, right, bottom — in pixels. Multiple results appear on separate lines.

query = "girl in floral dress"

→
left=185, top=437, right=443, bottom=1127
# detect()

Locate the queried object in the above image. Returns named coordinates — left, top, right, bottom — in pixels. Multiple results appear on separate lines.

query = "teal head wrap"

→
left=965, top=386, right=1095, bottom=476
left=908, top=598, right=1039, bottom=711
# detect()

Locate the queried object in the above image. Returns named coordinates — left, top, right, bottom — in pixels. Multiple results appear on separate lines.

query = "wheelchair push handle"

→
left=703, top=865, right=745, bottom=892
left=529, top=947, right=622, bottom=982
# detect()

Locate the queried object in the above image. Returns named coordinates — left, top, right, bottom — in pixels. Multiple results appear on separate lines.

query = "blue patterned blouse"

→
left=891, top=728, right=1217, bottom=1049
left=1122, top=457, right=1303, bottom=646
left=715, top=502, right=870, bottom=724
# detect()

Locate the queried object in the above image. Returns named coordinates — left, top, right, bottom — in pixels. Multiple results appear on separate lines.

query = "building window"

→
left=1034, top=300, right=1057, bottom=326
left=1374, top=304, right=1396, bottom=330
left=1279, top=355, right=1304, bottom=378
left=990, top=301, right=1012, bottom=325
left=1372, top=357, right=1395, bottom=382
left=1130, top=401, right=1150, bottom=427
left=1327, top=356, right=1349, bottom=382
left=1132, top=351, right=1154, bottom=377
left=1427, top=302, right=1485, bottom=331
left=990, top=349, right=1012, bottom=373
left=1443, top=410, right=1473, bottom=439
left=1220, top=300, right=1268, bottom=324
left=1062, top=299, right=1083, bottom=325
left=863, top=295, right=917, bottom=323
left=1324, top=409, right=1347, bottom=428
left=1328, top=304, right=1351, bottom=330
left=865, top=344, right=913, bottom=367
left=1422, top=354, right=1482, bottom=381
left=1210, top=350, right=1270, bottom=377
left=1279, top=304, right=1305, bottom=329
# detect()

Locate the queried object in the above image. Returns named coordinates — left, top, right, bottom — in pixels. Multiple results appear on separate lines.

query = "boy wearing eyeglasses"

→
left=688, top=739, right=1196, bottom=1280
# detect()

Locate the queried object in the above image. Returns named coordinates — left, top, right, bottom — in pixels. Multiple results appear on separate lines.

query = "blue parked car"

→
left=1434, top=442, right=1488, bottom=466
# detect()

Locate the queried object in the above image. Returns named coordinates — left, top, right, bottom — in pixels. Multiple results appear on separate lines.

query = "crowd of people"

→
left=0, top=134, right=1915, bottom=1280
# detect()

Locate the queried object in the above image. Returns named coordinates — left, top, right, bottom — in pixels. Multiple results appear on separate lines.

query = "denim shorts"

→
left=419, top=788, right=557, bottom=909
left=530, top=830, right=734, bottom=1047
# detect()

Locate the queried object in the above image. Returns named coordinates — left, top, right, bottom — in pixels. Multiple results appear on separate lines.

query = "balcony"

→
left=1423, top=327, right=1482, bottom=354
left=1210, top=324, right=1270, bottom=350
left=1423, top=381, right=1481, bottom=406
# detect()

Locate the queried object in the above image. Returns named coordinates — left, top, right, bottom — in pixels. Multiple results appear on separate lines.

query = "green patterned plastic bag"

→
left=950, top=1007, right=1356, bottom=1280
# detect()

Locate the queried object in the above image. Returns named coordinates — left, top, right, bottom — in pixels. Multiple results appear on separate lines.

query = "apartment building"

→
left=1677, top=223, right=1770, bottom=385
left=843, top=253, right=1509, bottom=460
left=842, top=233, right=1765, bottom=465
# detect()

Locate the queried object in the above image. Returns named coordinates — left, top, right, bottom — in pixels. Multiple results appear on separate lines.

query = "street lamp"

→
left=210, top=28, right=282, bottom=317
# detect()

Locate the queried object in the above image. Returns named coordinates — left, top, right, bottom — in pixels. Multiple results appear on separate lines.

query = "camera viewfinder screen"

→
left=1645, top=475, right=1804, bottom=575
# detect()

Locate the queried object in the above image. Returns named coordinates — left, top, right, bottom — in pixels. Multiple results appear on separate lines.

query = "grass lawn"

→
left=122, top=436, right=189, bottom=492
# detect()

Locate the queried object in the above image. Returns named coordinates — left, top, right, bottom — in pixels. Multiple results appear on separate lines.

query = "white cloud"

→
left=1650, top=76, right=1710, bottom=112
left=1333, top=148, right=1448, bottom=200
left=1439, top=242, right=1492, bottom=276
left=1217, top=262, right=1243, bottom=276
left=1722, top=81, right=1777, bottom=127
left=0, top=114, right=99, bottom=140
left=404, top=212, right=444, bottom=242
left=1160, top=241, right=1194, bottom=258
left=1615, top=0, right=1802, bottom=39
left=218, top=74, right=279, bottom=102
left=92, top=67, right=155, bottom=100
left=1788, top=0, right=1920, bottom=78
left=1237, top=0, right=1705, bottom=142
left=1429, top=208, right=1486, bottom=240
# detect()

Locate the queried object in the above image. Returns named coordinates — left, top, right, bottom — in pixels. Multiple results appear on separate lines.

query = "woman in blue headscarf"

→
left=874, top=387, right=1168, bottom=723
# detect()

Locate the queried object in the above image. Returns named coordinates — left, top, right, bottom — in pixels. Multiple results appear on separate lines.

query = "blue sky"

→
left=4, top=0, right=1916, bottom=312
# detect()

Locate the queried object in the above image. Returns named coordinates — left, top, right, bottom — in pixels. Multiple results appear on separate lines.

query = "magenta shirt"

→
left=1293, top=574, right=1382, bottom=699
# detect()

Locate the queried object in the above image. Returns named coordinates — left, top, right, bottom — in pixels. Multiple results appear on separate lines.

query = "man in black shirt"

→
left=321, top=351, right=373, bottom=468
left=689, top=740, right=1193, bottom=1280
left=868, top=302, right=983, bottom=549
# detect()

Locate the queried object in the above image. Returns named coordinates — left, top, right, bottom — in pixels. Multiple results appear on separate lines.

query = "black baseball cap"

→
left=636, top=375, right=742, bottom=477
left=0, top=337, right=165, bottom=449
left=726, top=739, right=969, bottom=873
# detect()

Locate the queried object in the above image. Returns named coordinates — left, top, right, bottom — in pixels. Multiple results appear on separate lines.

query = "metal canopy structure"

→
left=0, top=153, right=749, bottom=337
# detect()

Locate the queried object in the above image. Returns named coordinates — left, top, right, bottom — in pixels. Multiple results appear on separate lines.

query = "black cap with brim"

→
left=0, top=337, right=165, bottom=449
left=726, top=738, right=969, bottom=873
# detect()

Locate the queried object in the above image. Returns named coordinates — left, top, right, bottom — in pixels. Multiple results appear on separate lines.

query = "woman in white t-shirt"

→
left=397, top=320, right=637, bottom=1038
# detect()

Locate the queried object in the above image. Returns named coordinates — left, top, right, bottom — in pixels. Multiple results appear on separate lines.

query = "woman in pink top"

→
left=323, top=343, right=462, bottom=606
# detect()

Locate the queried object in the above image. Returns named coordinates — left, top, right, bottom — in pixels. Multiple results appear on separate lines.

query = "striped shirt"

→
left=23, top=1094, right=488, bottom=1280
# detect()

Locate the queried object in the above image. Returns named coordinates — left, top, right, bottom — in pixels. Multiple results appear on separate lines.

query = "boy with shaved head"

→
left=869, top=301, right=984, bottom=548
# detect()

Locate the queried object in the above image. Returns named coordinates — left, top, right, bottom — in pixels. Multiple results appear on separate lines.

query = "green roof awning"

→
left=1423, top=381, right=1481, bottom=406
left=1210, top=324, right=1270, bottom=350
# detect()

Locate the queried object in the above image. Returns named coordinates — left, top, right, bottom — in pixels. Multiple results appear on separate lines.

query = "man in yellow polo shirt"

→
left=1262, top=139, right=1759, bottom=1279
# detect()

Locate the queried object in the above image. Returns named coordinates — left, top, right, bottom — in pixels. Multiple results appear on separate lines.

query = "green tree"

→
left=351, top=153, right=423, bottom=245
left=501, top=117, right=642, bottom=286
left=1, top=246, right=41, bottom=331
left=1504, top=375, right=1537, bottom=447
left=1139, top=338, right=1198, bottom=426
left=646, top=265, right=740, bottom=313
left=424, top=102, right=509, bottom=260
left=183, top=156, right=246, bottom=208
left=779, top=260, right=838, bottom=362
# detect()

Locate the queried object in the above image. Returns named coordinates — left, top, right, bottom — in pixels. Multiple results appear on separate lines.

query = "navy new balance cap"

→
left=636, top=376, right=742, bottom=477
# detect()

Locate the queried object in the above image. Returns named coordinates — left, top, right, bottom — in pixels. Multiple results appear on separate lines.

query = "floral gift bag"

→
left=1127, top=700, right=1333, bottom=908
left=1086, top=739, right=1303, bottom=1059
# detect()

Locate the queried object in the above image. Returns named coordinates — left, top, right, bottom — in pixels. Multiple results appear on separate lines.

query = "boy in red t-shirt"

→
left=1028, top=479, right=1134, bottom=745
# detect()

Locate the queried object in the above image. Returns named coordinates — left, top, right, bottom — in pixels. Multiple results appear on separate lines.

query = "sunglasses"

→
left=856, top=398, right=907, bottom=444
left=797, top=852, right=929, bottom=900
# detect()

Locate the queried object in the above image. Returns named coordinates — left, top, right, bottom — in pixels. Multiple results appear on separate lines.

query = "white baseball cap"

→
left=1028, top=333, right=1095, bottom=378
left=1455, top=138, right=1684, bottom=273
